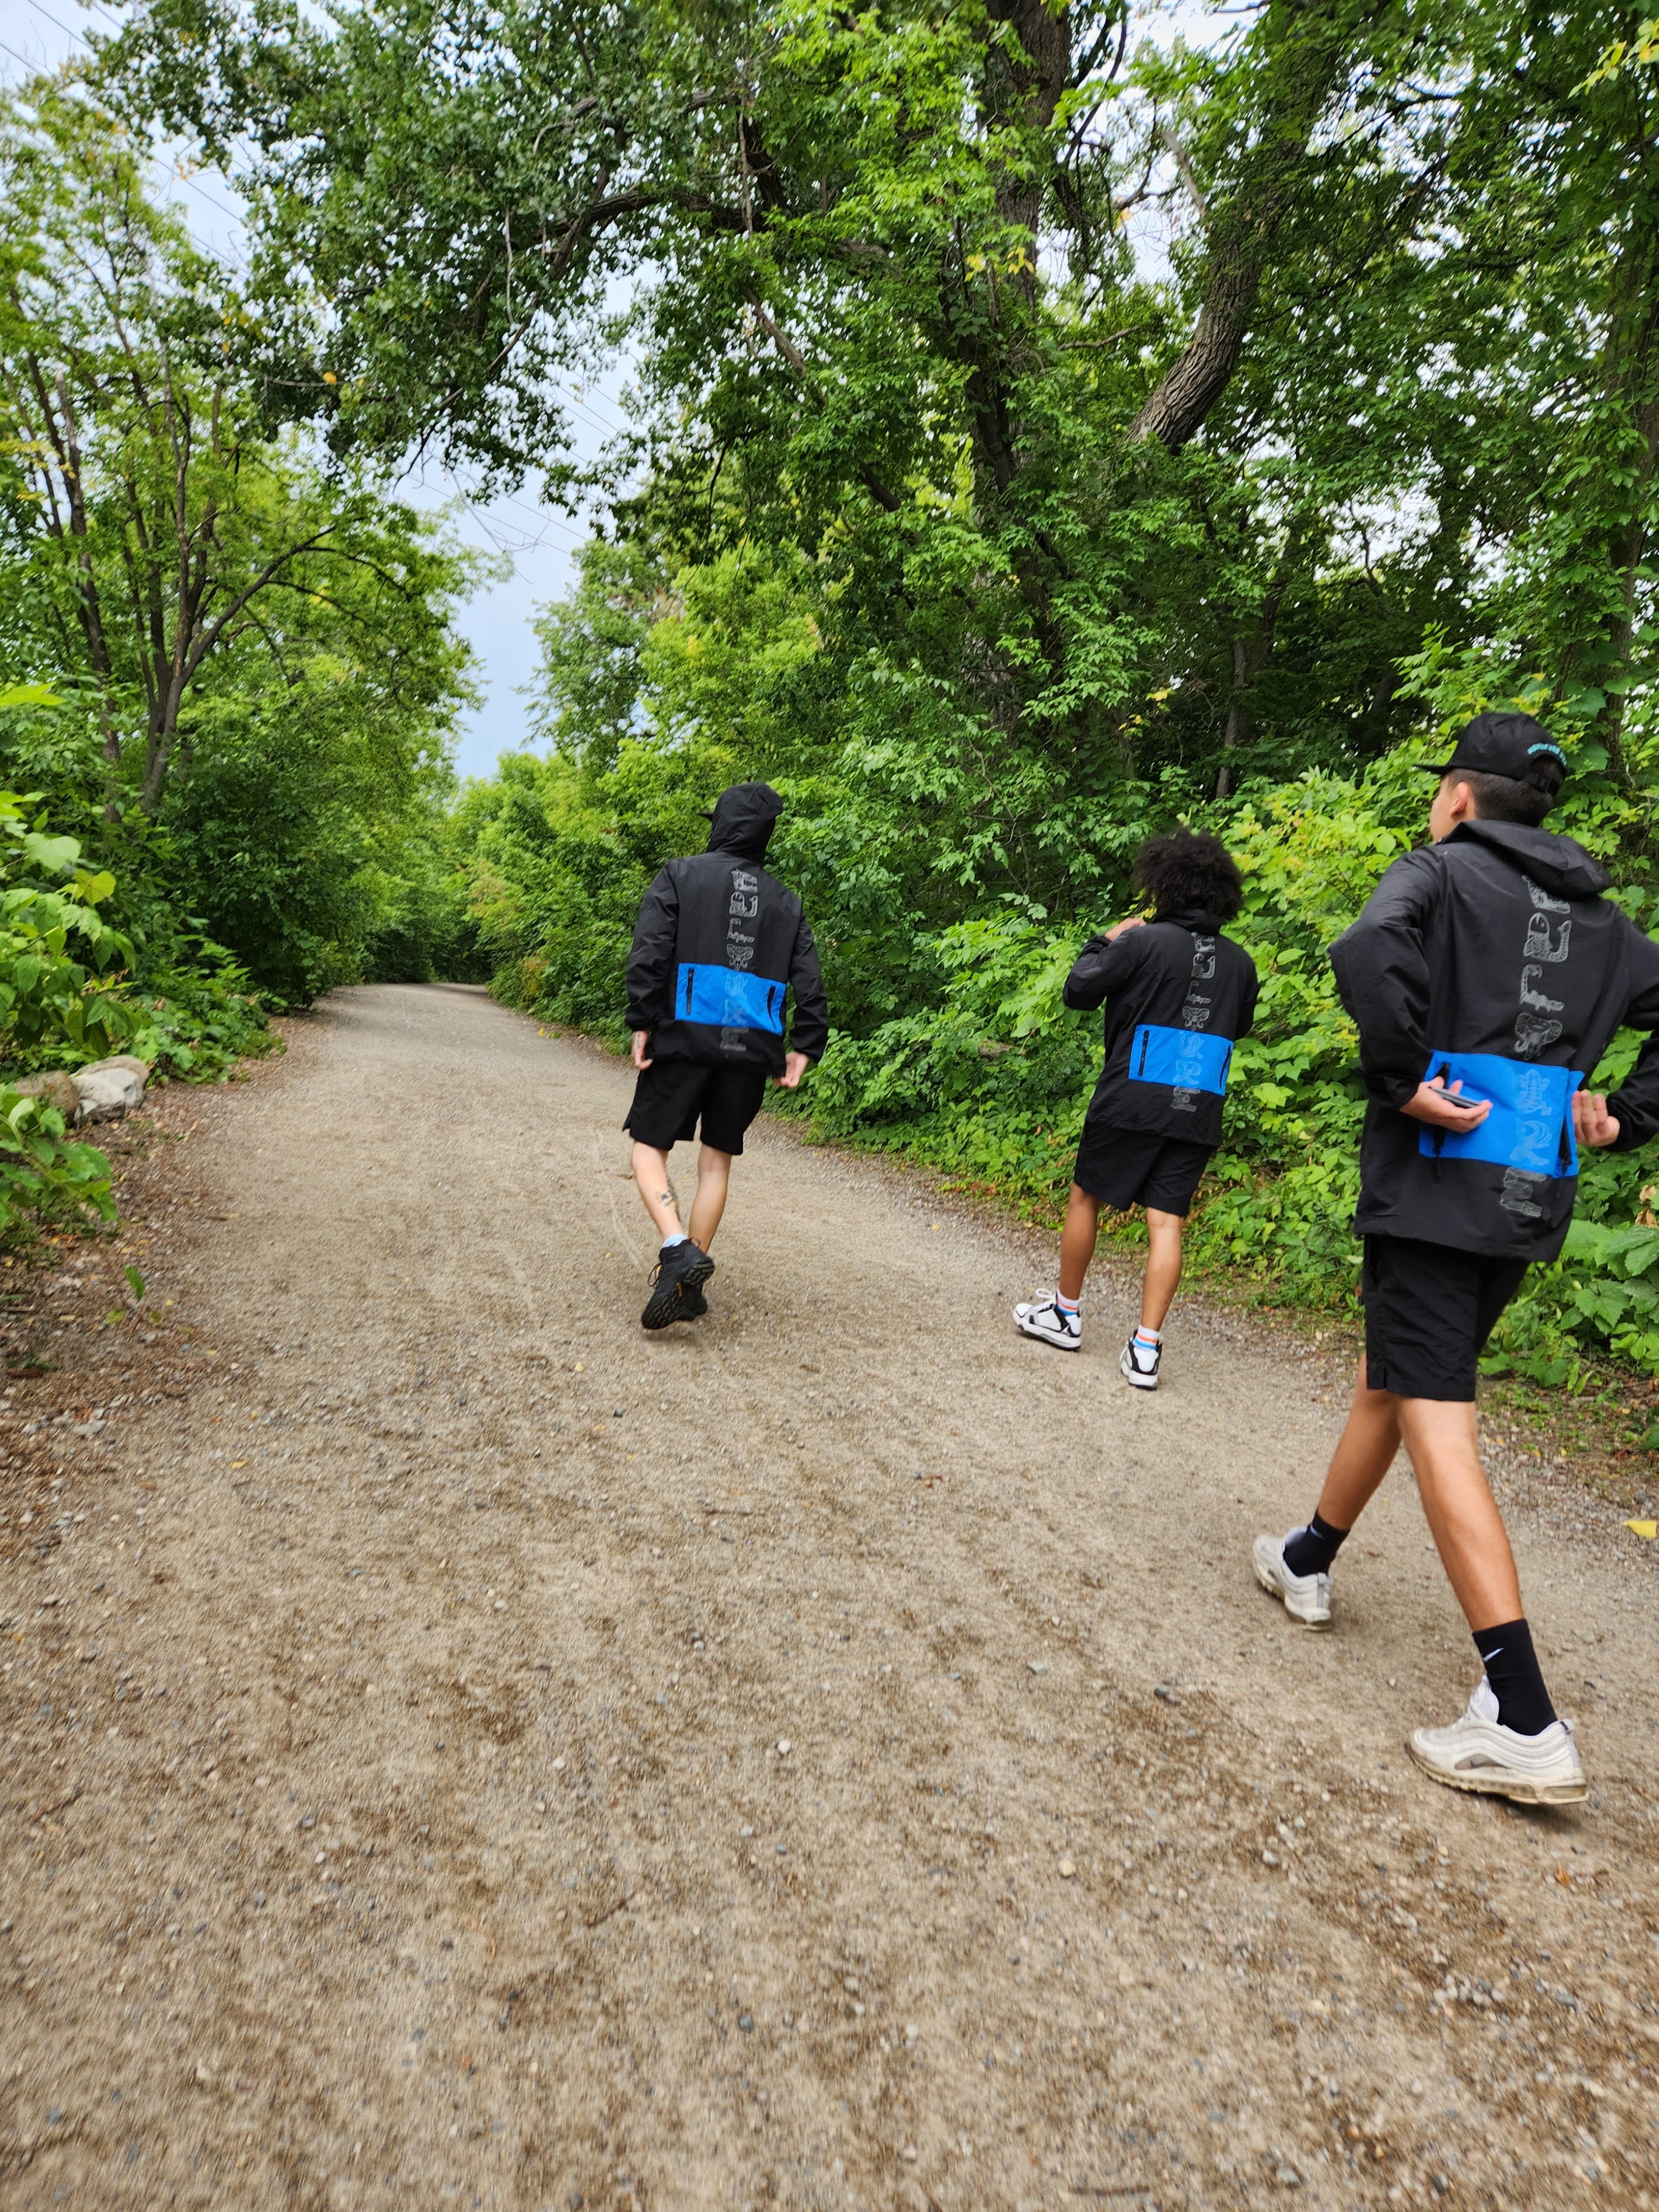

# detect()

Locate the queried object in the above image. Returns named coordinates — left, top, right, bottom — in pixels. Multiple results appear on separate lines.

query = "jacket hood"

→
left=706, top=781, right=784, bottom=860
left=1448, top=819, right=1611, bottom=899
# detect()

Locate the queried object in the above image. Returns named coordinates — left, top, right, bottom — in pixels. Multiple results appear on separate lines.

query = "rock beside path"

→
left=6, top=1070, right=82, bottom=1115
left=4, top=1056, right=150, bottom=1124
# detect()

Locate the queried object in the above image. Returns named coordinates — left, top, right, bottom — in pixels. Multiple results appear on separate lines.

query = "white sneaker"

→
left=1252, top=1531, right=1332, bottom=1627
left=1408, top=1679, right=1587, bottom=1805
left=1119, top=1333, right=1160, bottom=1389
left=1014, top=1295, right=1081, bottom=1352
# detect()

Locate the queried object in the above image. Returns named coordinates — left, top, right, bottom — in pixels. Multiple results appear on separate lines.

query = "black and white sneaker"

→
left=1119, top=1333, right=1161, bottom=1389
left=1014, top=1295, right=1081, bottom=1351
left=640, top=1240, right=714, bottom=1331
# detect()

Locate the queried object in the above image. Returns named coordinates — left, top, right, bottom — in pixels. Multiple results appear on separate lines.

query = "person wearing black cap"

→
left=622, top=781, right=830, bottom=1328
left=1253, top=712, right=1659, bottom=1803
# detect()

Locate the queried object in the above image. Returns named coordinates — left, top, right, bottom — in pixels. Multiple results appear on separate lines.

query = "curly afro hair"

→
left=1132, top=827, right=1243, bottom=923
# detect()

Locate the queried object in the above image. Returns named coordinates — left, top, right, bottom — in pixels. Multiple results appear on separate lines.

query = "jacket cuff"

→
left=1605, top=1092, right=1650, bottom=1151
left=1373, top=1072, right=1422, bottom=1111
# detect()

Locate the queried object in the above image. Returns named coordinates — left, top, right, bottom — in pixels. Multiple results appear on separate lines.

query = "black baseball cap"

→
left=1420, top=711, right=1567, bottom=793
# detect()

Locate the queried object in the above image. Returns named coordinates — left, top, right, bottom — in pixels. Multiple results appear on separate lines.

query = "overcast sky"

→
left=2, top=0, right=1218, bottom=785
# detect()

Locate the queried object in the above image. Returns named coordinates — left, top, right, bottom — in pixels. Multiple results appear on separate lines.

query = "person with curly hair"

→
left=1013, top=828, right=1259, bottom=1388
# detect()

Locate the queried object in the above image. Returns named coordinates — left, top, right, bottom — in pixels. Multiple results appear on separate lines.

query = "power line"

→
left=13, top=0, right=249, bottom=236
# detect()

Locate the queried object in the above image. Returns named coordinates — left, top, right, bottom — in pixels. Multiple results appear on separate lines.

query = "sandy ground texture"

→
left=2, top=982, right=1657, bottom=2212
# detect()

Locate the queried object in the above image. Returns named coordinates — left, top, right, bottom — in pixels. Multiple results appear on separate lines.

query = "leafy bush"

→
left=0, top=782, right=276, bottom=1242
left=0, top=1087, right=114, bottom=1237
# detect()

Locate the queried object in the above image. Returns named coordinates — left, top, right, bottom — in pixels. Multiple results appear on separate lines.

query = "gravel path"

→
left=3, top=982, right=1657, bottom=2210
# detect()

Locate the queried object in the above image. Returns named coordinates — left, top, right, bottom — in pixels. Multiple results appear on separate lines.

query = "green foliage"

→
left=0, top=1086, right=114, bottom=1238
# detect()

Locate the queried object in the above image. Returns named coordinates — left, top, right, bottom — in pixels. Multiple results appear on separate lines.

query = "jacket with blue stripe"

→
left=1065, top=909, right=1259, bottom=1148
left=625, top=847, right=830, bottom=1076
left=1330, top=820, right=1659, bottom=1260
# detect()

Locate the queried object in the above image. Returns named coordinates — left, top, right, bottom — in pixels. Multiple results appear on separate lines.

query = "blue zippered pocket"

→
left=1417, top=1051, right=1583, bottom=1177
left=676, top=963, right=786, bottom=1035
left=1129, top=1023, right=1233, bottom=1097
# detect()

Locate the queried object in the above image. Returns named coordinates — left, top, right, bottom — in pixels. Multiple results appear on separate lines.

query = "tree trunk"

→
left=1133, top=0, right=1355, bottom=452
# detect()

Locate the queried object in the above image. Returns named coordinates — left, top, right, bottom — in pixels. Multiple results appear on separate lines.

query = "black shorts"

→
left=624, top=1060, right=767, bottom=1155
left=1072, top=1121, right=1213, bottom=1217
left=1362, top=1234, right=1528, bottom=1402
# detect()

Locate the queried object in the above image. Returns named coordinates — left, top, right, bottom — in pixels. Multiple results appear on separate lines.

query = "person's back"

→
left=1065, top=910, right=1258, bottom=1149
left=622, top=782, right=828, bottom=1328
left=627, top=785, right=823, bottom=1077
left=1331, top=816, right=1653, bottom=1256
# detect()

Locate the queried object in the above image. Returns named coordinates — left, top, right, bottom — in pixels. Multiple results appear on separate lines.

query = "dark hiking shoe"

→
left=640, top=1240, right=714, bottom=1331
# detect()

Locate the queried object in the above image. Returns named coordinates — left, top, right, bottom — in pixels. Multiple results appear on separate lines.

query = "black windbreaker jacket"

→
left=1329, top=819, right=1659, bottom=1261
left=624, top=785, right=830, bottom=1077
left=1063, top=909, right=1260, bottom=1147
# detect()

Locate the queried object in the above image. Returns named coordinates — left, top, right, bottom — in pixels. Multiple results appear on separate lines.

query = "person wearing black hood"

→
left=622, top=781, right=829, bottom=1328
left=1254, top=712, right=1659, bottom=1806
left=1014, top=829, right=1259, bottom=1388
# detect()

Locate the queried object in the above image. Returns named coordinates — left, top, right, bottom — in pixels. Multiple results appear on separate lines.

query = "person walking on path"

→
left=1015, top=829, right=1259, bottom=1389
left=623, top=781, right=830, bottom=1329
left=1254, top=712, right=1659, bottom=1805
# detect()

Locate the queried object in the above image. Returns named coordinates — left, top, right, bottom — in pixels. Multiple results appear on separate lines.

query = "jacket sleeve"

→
left=624, top=864, right=679, bottom=1034
left=1063, top=929, right=1147, bottom=1011
left=1606, top=921, right=1659, bottom=1151
left=786, top=908, right=830, bottom=1061
left=1327, top=849, right=1439, bottom=1109
left=1235, top=952, right=1261, bottom=1044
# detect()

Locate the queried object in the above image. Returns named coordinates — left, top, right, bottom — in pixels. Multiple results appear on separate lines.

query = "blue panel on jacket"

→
left=676, top=962, right=787, bottom=1034
left=1128, top=1022, right=1233, bottom=1096
left=1418, top=1051, right=1582, bottom=1177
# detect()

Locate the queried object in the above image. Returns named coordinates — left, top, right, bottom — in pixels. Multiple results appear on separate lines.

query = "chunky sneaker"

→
left=1252, top=1531, right=1332, bottom=1627
left=640, top=1240, right=714, bottom=1331
left=1014, top=1295, right=1081, bottom=1352
left=1119, top=1333, right=1161, bottom=1389
left=1408, top=1678, right=1587, bottom=1806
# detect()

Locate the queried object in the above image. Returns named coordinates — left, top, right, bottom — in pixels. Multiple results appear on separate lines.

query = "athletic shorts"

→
left=1361, top=1234, right=1528, bottom=1402
left=1071, top=1121, right=1213, bottom=1217
left=624, top=1060, right=767, bottom=1155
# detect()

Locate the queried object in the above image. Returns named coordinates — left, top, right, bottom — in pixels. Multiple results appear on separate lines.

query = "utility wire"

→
left=13, top=0, right=249, bottom=238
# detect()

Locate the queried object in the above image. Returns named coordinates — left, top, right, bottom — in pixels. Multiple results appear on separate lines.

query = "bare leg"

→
left=630, top=1142, right=684, bottom=1243
left=1140, top=1208, right=1185, bottom=1332
left=686, top=1144, right=733, bottom=1251
left=1396, top=1397, right=1524, bottom=1632
left=1057, top=1185, right=1102, bottom=1300
left=1314, top=1360, right=1404, bottom=1529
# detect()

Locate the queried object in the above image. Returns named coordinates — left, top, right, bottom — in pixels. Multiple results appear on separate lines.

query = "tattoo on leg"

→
left=656, top=1190, right=675, bottom=1207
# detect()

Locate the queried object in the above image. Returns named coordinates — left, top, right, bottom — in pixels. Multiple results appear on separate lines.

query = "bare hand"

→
left=774, top=1051, right=810, bottom=1091
left=1573, top=1089, right=1621, bottom=1149
left=1400, top=1074, right=1491, bottom=1130
left=1102, top=916, right=1148, bottom=942
left=631, top=1030, right=653, bottom=1072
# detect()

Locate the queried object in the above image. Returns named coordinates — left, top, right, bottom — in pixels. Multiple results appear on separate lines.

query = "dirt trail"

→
left=2, top=983, right=1657, bottom=2211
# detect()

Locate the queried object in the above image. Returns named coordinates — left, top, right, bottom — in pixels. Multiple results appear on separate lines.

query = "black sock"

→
left=1473, top=1619, right=1557, bottom=1737
left=1282, top=1511, right=1349, bottom=1578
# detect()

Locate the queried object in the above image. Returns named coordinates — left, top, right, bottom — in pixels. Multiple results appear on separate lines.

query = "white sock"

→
left=1055, top=1293, right=1080, bottom=1316
left=1134, top=1325, right=1160, bottom=1345
left=662, top=1231, right=688, bottom=1247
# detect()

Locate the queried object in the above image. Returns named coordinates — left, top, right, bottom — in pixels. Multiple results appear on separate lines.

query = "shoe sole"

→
left=1406, top=1736, right=1587, bottom=1806
left=1015, top=1314, right=1079, bottom=1350
left=641, top=1249, right=716, bottom=1331
left=1251, top=1549, right=1330, bottom=1629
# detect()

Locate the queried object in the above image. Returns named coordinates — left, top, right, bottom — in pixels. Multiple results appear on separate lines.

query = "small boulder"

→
left=6, top=1072, right=82, bottom=1117
left=72, top=1063, right=145, bottom=1124
left=77, top=1054, right=152, bottom=1083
